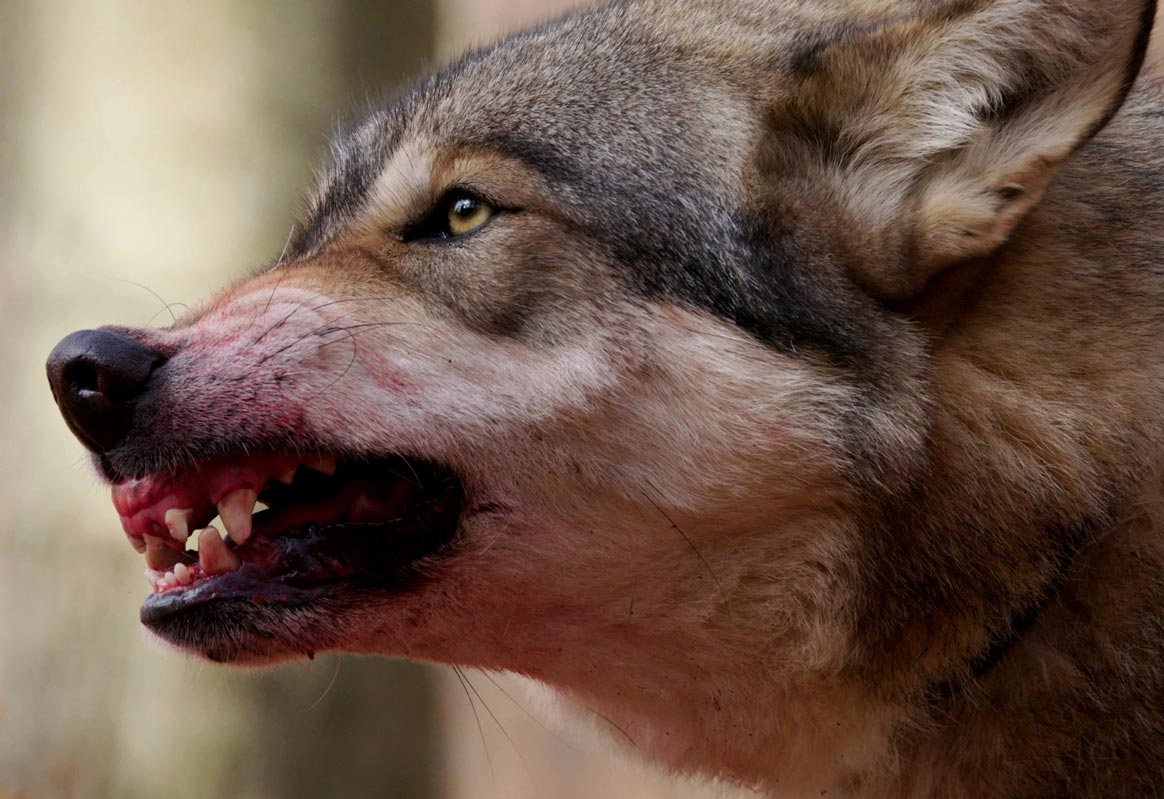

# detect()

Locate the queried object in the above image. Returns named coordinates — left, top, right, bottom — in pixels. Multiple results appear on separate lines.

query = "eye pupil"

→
left=452, top=197, right=477, bottom=218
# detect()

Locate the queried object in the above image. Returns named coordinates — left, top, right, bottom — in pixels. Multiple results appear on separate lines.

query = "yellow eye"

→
left=446, top=193, right=494, bottom=237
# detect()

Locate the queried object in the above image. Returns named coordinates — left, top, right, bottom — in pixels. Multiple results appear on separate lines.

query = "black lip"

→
left=140, top=568, right=331, bottom=628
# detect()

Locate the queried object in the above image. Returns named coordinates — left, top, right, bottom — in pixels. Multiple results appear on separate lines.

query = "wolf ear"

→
left=790, top=0, right=1157, bottom=299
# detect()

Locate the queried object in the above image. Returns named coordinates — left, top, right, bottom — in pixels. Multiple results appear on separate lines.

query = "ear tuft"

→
left=788, top=0, right=1158, bottom=299
left=912, top=147, right=1064, bottom=275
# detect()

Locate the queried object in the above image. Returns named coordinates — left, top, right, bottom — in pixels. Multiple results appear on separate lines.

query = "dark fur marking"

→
left=462, top=130, right=582, bottom=187
left=789, top=31, right=835, bottom=77
left=290, top=105, right=416, bottom=258
left=565, top=174, right=893, bottom=381
left=931, top=518, right=1096, bottom=700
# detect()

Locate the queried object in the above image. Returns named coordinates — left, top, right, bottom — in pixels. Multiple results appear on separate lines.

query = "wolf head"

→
left=46, top=0, right=1160, bottom=790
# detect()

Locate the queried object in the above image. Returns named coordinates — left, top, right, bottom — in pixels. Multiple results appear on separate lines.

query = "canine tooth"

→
left=276, top=466, right=297, bottom=485
left=305, top=456, right=337, bottom=476
left=218, top=488, right=257, bottom=545
left=198, top=526, right=241, bottom=574
left=173, top=562, right=191, bottom=585
left=164, top=508, right=193, bottom=543
left=144, top=535, right=183, bottom=571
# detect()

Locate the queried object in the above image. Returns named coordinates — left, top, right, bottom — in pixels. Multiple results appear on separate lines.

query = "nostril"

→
left=64, top=362, right=101, bottom=394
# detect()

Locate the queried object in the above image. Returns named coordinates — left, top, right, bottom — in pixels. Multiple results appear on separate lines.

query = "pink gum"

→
left=111, top=453, right=304, bottom=543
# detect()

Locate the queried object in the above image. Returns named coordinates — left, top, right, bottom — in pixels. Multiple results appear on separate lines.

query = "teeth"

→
left=276, top=465, right=297, bottom=485
left=144, top=535, right=184, bottom=571
left=164, top=508, right=194, bottom=543
left=305, top=456, right=337, bottom=476
left=198, top=526, right=241, bottom=574
left=217, top=488, right=257, bottom=545
left=148, top=568, right=179, bottom=593
left=173, top=562, right=192, bottom=585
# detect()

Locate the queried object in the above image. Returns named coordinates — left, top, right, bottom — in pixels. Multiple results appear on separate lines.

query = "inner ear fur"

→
left=786, top=0, right=1157, bottom=300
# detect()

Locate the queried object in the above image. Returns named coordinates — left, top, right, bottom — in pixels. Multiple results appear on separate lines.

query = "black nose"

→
left=46, top=329, right=165, bottom=453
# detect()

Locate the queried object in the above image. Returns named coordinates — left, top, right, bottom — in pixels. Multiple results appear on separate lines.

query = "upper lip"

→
left=112, top=452, right=335, bottom=548
left=109, top=443, right=470, bottom=604
left=113, top=451, right=344, bottom=593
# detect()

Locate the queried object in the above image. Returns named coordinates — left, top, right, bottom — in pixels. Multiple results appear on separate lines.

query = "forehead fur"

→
left=280, top=0, right=939, bottom=391
left=294, top=0, right=1148, bottom=260
left=297, top=1, right=907, bottom=268
left=285, top=0, right=1140, bottom=382
left=293, top=1, right=775, bottom=256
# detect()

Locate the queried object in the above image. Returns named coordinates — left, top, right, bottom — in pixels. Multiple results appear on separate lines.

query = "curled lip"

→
left=108, top=449, right=464, bottom=624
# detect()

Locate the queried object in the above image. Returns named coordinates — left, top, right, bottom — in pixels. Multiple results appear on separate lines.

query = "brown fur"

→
left=47, top=1, right=1164, bottom=795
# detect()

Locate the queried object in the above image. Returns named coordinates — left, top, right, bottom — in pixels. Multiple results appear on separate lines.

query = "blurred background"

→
left=0, top=1, right=735, bottom=797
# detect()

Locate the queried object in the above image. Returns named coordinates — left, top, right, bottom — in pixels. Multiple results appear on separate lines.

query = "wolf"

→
left=45, top=0, right=1164, bottom=795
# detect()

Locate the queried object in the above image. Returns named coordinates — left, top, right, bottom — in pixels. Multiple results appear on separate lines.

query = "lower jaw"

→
left=139, top=518, right=468, bottom=670
left=141, top=589, right=341, bottom=663
left=139, top=513, right=456, bottom=653
left=139, top=570, right=416, bottom=664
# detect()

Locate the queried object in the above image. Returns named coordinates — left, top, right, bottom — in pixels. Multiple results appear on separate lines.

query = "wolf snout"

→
left=46, top=328, right=166, bottom=453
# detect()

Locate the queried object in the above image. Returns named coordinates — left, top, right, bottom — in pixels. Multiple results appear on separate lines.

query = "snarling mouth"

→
left=111, top=452, right=464, bottom=627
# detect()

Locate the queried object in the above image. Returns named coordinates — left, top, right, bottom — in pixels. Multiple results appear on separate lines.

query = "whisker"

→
left=312, top=331, right=361, bottom=398
left=316, top=321, right=424, bottom=335
left=261, top=321, right=423, bottom=363
left=309, top=295, right=408, bottom=312
left=305, top=656, right=342, bottom=711
left=259, top=272, right=286, bottom=328
left=115, top=278, right=181, bottom=324
left=396, top=457, right=425, bottom=490
left=253, top=304, right=304, bottom=346
left=584, top=702, right=638, bottom=748
left=479, top=671, right=576, bottom=750
left=260, top=325, right=327, bottom=362
left=274, top=224, right=296, bottom=268
left=641, top=481, right=724, bottom=595
left=145, top=302, right=191, bottom=327
left=254, top=225, right=297, bottom=331
left=453, top=666, right=495, bottom=782
left=462, top=670, right=532, bottom=779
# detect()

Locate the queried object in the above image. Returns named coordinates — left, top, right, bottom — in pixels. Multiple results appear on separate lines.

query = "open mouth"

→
left=111, top=451, right=464, bottom=626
